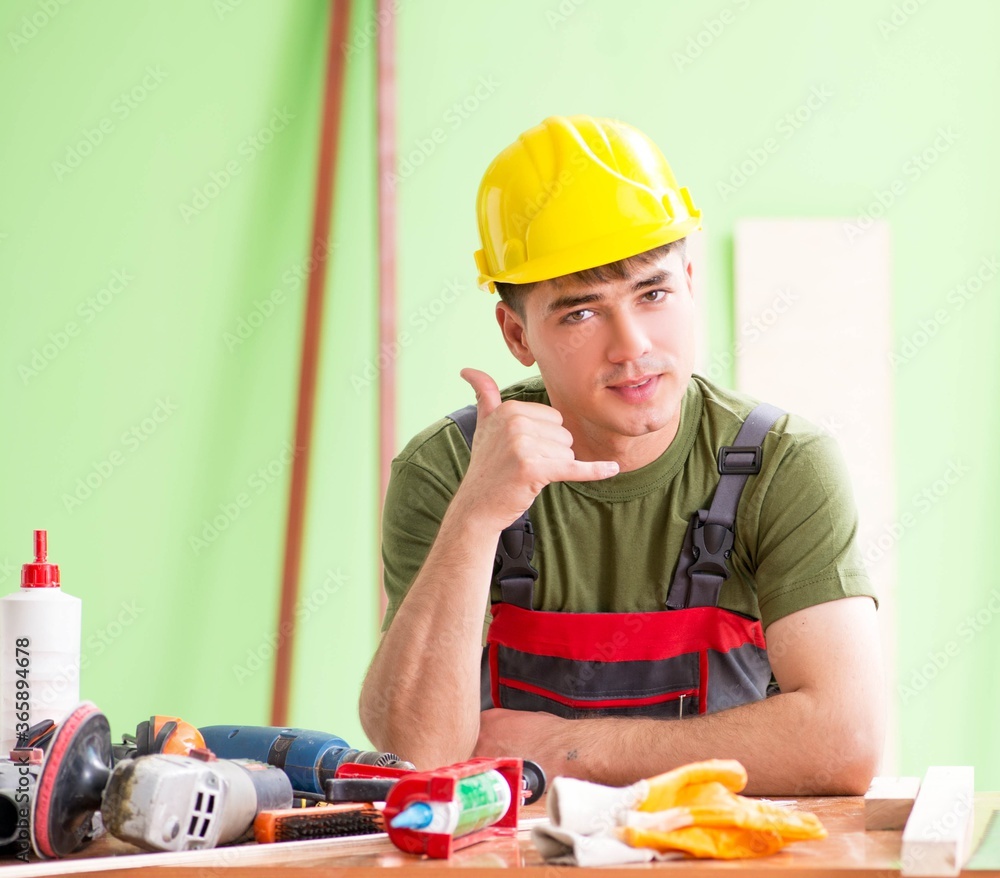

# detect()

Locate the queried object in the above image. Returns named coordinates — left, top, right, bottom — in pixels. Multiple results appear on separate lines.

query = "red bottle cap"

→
left=22, top=530, right=60, bottom=588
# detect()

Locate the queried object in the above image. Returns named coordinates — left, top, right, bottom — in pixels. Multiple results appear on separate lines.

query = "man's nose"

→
left=606, top=312, right=652, bottom=363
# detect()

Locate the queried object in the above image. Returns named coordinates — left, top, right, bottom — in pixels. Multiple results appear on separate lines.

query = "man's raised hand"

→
left=456, top=368, right=619, bottom=531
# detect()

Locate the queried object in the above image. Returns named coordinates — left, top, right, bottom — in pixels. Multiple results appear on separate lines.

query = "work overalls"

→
left=447, top=402, right=785, bottom=719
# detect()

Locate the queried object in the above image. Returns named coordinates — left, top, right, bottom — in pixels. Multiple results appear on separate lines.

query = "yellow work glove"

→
left=619, top=759, right=827, bottom=859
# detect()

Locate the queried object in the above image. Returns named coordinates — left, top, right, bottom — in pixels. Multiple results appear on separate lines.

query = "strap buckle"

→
left=494, top=517, right=539, bottom=584
left=717, top=445, right=762, bottom=475
left=689, top=518, right=734, bottom=581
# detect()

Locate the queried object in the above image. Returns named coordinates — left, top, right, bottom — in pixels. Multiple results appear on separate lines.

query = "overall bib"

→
left=447, top=402, right=785, bottom=719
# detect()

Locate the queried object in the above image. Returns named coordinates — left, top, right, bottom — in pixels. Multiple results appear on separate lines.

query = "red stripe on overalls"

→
left=487, top=603, right=765, bottom=660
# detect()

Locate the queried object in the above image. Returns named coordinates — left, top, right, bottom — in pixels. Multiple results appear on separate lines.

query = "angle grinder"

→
left=31, top=702, right=292, bottom=858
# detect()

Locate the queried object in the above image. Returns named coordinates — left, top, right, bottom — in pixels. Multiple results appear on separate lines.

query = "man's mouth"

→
left=610, top=374, right=657, bottom=389
left=607, top=374, right=661, bottom=402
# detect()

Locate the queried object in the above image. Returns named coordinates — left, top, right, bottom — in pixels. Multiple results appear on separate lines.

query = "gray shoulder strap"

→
left=666, top=403, right=786, bottom=610
left=448, top=404, right=477, bottom=449
left=707, top=403, right=786, bottom=529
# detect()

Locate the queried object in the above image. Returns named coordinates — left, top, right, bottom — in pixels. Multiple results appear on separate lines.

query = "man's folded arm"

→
left=474, top=429, right=885, bottom=794
left=475, top=594, right=884, bottom=795
left=359, top=458, right=495, bottom=768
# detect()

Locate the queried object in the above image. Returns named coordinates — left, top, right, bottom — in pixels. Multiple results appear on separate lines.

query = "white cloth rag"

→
left=531, top=775, right=685, bottom=867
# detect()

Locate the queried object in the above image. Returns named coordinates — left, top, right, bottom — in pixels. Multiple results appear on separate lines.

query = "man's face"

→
left=498, top=248, right=697, bottom=461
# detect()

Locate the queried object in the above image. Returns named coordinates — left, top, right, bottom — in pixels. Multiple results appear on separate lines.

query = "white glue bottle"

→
left=0, top=530, right=81, bottom=753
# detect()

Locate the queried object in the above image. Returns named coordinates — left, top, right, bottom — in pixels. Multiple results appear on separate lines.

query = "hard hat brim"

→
left=477, top=217, right=701, bottom=293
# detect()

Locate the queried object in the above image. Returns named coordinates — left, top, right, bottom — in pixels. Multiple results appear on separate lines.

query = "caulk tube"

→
left=0, top=532, right=81, bottom=753
left=390, top=769, right=511, bottom=837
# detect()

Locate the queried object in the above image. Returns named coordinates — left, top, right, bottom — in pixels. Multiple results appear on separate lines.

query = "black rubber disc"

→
left=30, top=702, right=112, bottom=859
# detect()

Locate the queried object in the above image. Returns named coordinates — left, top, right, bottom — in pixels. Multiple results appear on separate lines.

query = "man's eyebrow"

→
left=630, top=271, right=675, bottom=291
left=545, top=291, right=603, bottom=316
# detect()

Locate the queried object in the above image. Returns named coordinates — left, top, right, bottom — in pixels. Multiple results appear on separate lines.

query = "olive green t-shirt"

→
left=381, top=374, right=876, bottom=637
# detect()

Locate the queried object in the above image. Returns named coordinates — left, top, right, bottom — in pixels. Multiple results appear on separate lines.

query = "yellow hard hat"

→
left=474, top=115, right=701, bottom=293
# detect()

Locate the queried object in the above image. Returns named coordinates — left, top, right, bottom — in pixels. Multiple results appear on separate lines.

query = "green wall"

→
left=0, top=0, right=378, bottom=747
left=2, top=0, right=998, bottom=786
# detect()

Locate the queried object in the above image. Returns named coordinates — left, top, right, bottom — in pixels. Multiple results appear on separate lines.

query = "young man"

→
left=359, top=116, right=884, bottom=795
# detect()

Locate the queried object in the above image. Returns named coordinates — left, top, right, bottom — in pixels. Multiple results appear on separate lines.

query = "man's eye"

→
left=642, top=289, right=668, bottom=303
left=564, top=309, right=594, bottom=323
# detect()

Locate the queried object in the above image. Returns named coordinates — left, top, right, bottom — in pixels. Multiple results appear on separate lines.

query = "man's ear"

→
left=495, top=302, right=536, bottom=367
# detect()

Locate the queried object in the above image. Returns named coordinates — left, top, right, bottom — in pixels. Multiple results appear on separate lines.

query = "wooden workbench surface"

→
left=3, top=793, right=999, bottom=876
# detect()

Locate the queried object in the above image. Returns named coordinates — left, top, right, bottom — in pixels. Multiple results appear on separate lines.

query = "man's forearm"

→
left=359, top=496, right=500, bottom=768
left=480, top=689, right=881, bottom=796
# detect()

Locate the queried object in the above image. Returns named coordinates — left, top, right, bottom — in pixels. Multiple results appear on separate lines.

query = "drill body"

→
left=199, top=725, right=411, bottom=796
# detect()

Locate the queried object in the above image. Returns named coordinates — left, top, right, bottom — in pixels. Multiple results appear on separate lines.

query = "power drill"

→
left=199, top=725, right=414, bottom=796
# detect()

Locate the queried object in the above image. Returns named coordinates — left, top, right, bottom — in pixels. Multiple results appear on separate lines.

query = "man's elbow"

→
left=358, top=673, right=391, bottom=752
left=813, top=716, right=883, bottom=795
left=828, top=745, right=880, bottom=796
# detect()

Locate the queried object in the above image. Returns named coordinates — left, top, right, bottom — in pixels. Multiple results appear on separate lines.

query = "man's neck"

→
left=566, top=415, right=682, bottom=474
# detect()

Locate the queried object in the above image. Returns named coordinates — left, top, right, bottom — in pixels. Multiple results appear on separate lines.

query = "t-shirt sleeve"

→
left=380, top=457, right=456, bottom=634
left=749, top=428, right=877, bottom=629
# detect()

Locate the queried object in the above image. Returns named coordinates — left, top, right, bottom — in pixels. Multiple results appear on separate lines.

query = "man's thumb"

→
left=460, top=368, right=502, bottom=418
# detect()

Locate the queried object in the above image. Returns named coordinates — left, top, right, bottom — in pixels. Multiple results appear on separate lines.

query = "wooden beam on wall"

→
left=271, top=0, right=353, bottom=726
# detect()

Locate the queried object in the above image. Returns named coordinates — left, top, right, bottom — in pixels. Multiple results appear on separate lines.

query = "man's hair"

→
left=494, top=238, right=687, bottom=317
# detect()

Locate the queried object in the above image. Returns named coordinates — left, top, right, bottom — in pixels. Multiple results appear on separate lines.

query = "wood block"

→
left=865, top=776, right=921, bottom=830
left=901, top=766, right=975, bottom=877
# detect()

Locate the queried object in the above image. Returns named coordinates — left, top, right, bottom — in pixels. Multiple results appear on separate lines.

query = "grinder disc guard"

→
left=30, top=701, right=113, bottom=859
